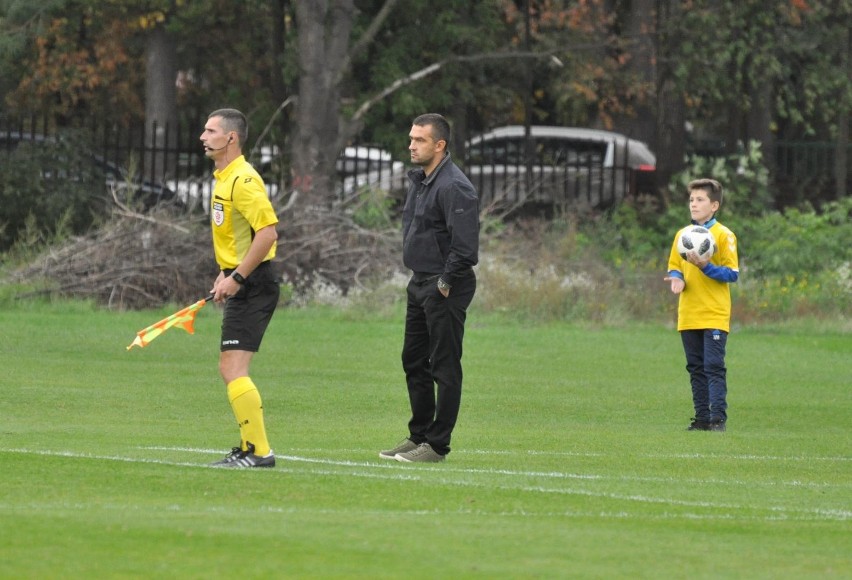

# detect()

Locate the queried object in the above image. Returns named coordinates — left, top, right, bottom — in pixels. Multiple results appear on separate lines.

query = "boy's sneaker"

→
left=395, top=443, right=445, bottom=463
left=708, top=419, right=727, bottom=432
left=687, top=418, right=712, bottom=431
left=211, top=442, right=275, bottom=468
left=379, top=438, right=419, bottom=460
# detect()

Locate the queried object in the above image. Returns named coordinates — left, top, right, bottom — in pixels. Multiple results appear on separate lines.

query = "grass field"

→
left=0, top=300, right=849, bottom=579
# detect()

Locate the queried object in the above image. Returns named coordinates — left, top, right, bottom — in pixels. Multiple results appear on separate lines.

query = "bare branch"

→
left=338, top=0, right=402, bottom=84
left=252, top=95, right=297, bottom=156
left=110, top=187, right=190, bottom=234
left=350, top=63, right=442, bottom=123
left=350, top=47, right=607, bottom=124
left=346, top=32, right=630, bottom=128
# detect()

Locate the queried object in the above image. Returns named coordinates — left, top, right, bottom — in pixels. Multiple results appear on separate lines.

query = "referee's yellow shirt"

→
left=210, top=155, right=278, bottom=270
left=667, top=222, right=739, bottom=332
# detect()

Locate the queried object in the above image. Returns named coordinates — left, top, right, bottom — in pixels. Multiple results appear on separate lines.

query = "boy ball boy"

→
left=665, top=178, right=739, bottom=432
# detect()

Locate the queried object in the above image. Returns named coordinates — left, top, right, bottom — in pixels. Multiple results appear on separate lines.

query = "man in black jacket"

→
left=379, top=113, right=480, bottom=463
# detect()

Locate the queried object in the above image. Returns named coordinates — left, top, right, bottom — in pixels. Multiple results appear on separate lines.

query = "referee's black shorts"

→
left=221, top=262, right=280, bottom=352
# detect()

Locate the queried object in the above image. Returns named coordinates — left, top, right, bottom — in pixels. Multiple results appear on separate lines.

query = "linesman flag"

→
left=126, top=295, right=213, bottom=351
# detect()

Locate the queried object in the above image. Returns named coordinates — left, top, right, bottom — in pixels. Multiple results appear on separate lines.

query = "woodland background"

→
left=0, top=0, right=850, bottom=321
left=1, top=0, right=849, bottom=199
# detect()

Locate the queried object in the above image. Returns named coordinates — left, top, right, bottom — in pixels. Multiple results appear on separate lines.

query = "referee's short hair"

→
left=209, top=108, right=248, bottom=147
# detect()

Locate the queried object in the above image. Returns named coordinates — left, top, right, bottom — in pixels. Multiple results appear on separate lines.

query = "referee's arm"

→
left=233, top=225, right=277, bottom=280
left=215, top=225, right=278, bottom=302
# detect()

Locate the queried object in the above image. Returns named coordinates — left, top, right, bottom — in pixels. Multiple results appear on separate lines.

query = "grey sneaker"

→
left=395, top=443, right=445, bottom=463
left=708, top=419, right=727, bottom=432
left=379, top=438, right=419, bottom=460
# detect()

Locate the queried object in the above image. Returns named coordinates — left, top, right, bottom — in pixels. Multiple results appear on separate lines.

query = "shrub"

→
left=349, top=185, right=396, bottom=230
left=670, top=139, right=773, bottom=217
left=0, top=132, right=107, bottom=251
left=728, top=198, right=852, bottom=278
left=472, top=191, right=851, bottom=325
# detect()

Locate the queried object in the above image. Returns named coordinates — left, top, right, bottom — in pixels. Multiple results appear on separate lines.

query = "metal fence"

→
left=0, top=114, right=209, bottom=179
left=0, top=114, right=278, bottom=209
left=772, top=141, right=850, bottom=206
left=1, top=115, right=847, bottom=211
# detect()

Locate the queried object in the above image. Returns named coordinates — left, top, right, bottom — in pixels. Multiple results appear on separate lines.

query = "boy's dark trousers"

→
left=681, top=329, right=728, bottom=422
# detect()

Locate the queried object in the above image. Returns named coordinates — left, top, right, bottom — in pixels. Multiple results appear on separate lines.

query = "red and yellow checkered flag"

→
left=126, top=295, right=213, bottom=351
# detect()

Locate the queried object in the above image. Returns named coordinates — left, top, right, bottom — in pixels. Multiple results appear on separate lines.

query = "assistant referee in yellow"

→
left=201, top=108, right=279, bottom=468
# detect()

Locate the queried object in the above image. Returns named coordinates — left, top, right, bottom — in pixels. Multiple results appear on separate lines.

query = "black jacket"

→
left=402, top=153, right=479, bottom=286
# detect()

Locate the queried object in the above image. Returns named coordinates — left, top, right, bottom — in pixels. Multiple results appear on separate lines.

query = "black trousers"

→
left=401, top=272, right=476, bottom=456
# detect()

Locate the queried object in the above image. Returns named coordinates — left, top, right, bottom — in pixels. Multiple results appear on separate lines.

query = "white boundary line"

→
left=250, top=446, right=852, bottom=462
left=1, top=446, right=849, bottom=522
left=134, top=446, right=852, bottom=489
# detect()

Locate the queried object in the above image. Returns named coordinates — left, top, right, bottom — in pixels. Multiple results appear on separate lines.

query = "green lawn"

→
left=0, top=301, right=849, bottom=579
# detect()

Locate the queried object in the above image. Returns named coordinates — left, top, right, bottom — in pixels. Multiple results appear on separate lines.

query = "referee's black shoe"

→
left=211, top=442, right=275, bottom=468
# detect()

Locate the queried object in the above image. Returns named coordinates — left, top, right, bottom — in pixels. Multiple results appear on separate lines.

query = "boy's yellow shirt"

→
left=667, top=222, right=739, bottom=332
left=210, top=155, right=278, bottom=270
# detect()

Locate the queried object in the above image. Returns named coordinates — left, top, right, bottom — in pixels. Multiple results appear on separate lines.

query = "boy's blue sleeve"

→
left=667, top=270, right=684, bottom=280
left=700, top=263, right=738, bottom=282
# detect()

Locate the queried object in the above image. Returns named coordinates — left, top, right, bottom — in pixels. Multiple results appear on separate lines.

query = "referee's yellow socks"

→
left=226, top=376, right=271, bottom=457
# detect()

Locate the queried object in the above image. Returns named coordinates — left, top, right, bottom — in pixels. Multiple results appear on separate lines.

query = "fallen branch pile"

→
left=9, top=198, right=403, bottom=309
left=12, top=209, right=214, bottom=309
left=277, top=204, right=402, bottom=296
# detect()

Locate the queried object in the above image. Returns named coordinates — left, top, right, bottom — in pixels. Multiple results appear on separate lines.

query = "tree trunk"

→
left=269, top=0, right=289, bottom=106
left=835, top=24, right=850, bottom=200
left=292, top=0, right=355, bottom=204
left=144, top=25, right=178, bottom=184
left=619, top=0, right=656, bottom=147
left=656, top=74, right=685, bottom=199
left=654, top=0, right=686, bottom=201
left=836, top=121, right=849, bottom=200
left=746, top=81, right=775, bottom=174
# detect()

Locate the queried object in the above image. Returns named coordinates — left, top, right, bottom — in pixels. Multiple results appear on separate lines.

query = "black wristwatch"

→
left=231, top=271, right=247, bottom=285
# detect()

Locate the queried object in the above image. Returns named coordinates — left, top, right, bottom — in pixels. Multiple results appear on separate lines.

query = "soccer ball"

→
left=677, top=226, right=716, bottom=261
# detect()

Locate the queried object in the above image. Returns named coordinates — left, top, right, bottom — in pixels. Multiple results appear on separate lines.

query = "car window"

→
left=468, top=137, right=525, bottom=165
left=468, top=135, right=609, bottom=167
left=538, top=138, right=607, bottom=165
